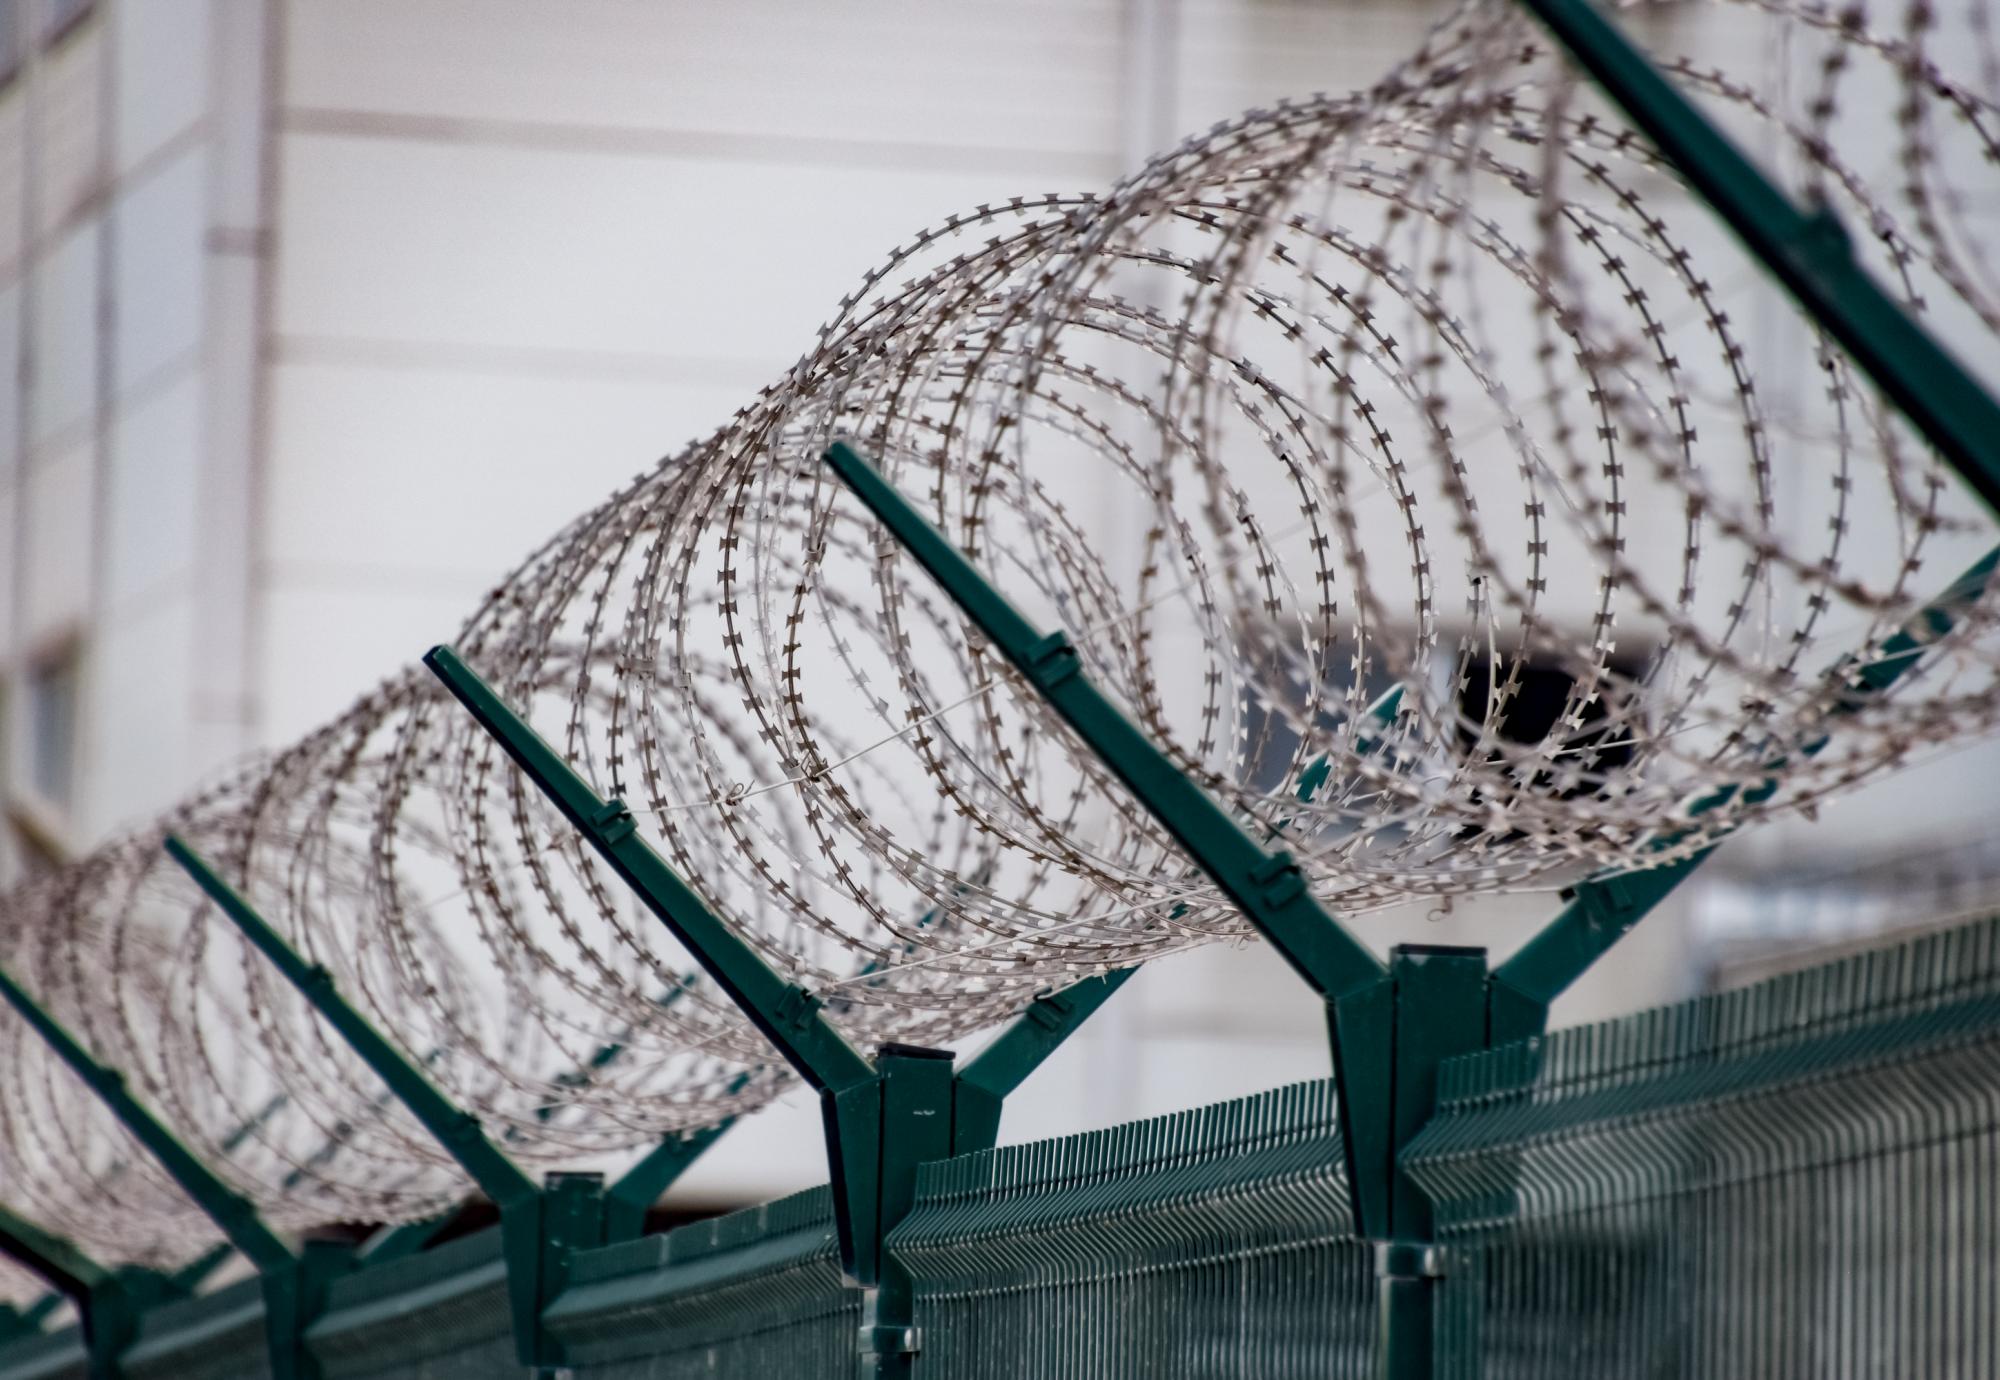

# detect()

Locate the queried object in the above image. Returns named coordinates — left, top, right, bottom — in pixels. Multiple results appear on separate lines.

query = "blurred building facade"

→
left=1, top=0, right=1994, bottom=1204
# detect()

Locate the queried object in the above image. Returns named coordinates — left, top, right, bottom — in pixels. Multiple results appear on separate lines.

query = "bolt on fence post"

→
left=0, top=962, right=320, bottom=1380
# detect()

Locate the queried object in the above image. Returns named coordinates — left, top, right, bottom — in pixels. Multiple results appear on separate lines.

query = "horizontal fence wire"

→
left=120, top=1275, right=270, bottom=1380
left=553, top=1185, right=857, bottom=1378
left=1407, top=912, right=2000, bottom=1379
left=0, top=1324, right=85, bottom=1380
left=893, top=1079, right=1372, bottom=1379
left=306, top=1227, right=525, bottom=1380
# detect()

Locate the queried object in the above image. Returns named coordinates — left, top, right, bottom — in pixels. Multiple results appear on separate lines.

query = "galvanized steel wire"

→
left=2, top=0, right=1999, bottom=1269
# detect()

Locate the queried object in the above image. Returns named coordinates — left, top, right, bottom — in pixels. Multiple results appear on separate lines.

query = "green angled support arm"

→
left=424, top=646, right=1138, bottom=1377
left=951, top=968, right=1137, bottom=1155
left=9, top=1294, right=67, bottom=1342
left=602, top=1119, right=735, bottom=1243
left=822, top=441, right=1408, bottom=1237
left=0, top=1205, right=135, bottom=1377
left=535, top=980, right=740, bottom=1245
left=163, top=837, right=563, bottom=1371
left=1515, top=0, right=2000, bottom=514
left=1488, top=544, right=2000, bottom=1042
left=0, top=963, right=326, bottom=1380
left=420, top=647, right=893, bottom=1281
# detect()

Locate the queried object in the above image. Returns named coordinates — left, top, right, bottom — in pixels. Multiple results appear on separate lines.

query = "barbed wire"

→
left=2, top=0, right=1998, bottom=1271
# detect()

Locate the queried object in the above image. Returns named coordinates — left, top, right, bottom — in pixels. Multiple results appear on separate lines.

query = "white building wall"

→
left=0, top=0, right=270, bottom=860
left=0, top=0, right=1991, bottom=1211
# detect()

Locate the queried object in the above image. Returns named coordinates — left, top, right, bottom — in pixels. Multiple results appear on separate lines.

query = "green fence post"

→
left=823, top=440, right=1407, bottom=1228
left=1378, top=947, right=1492, bottom=1380
left=0, top=1206, right=141, bottom=1378
left=163, top=837, right=580, bottom=1373
left=424, top=646, right=1131, bottom=1377
left=0, top=963, right=318, bottom=1380
left=1511, top=0, right=2000, bottom=514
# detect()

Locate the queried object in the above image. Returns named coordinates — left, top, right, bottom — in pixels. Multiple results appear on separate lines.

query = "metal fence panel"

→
left=553, top=1185, right=857, bottom=1378
left=1409, top=913, right=2000, bottom=1379
left=120, top=1274, right=270, bottom=1380
left=307, top=1226, right=527, bottom=1380
left=895, top=1079, right=1374, bottom=1379
left=0, top=1325, right=85, bottom=1380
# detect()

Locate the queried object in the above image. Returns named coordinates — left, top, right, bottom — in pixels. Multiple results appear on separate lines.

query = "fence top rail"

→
left=1435, top=910, right=2000, bottom=1111
left=911, top=1077, right=1345, bottom=1207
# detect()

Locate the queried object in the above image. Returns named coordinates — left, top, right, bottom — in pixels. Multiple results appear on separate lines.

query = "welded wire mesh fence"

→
left=5, top=909, right=1999, bottom=1376
left=1408, top=914, right=2000, bottom=1379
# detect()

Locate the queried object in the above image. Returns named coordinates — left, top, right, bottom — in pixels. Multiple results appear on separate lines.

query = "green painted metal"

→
left=166, top=837, right=539, bottom=1209
left=422, top=646, right=879, bottom=1099
left=1378, top=948, right=1490, bottom=1380
left=305, top=1224, right=521, bottom=1378
left=1514, top=0, right=2000, bottom=515
left=893, top=1078, right=1374, bottom=1378
left=0, top=968, right=292, bottom=1273
left=1490, top=543, right=2000, bottom=1042
left=424, top=646, right=1142, bottom=1375
left=0, top=1207, right=133, bottom=1378
left=424, top=645, right=1126, bottom=1316
left=0, top=962, right=322, bottom=1380
left=1488, top=853, right=1712, bottom=1043
left=0, top=1295, right=60, bottom=1346
left=543, top=1186, right=855, bottom=1377
left=424, top=643, right=891, bottom=1286
left=1407, top=908, right=2000, bottom=1376
left=950, top=968, right=1136, bottom=1155
left=162, top=836, right=563, bottom=1370
left=819, top=444, right=1385, bottom=1004
left=602, top=1122, right=734, bottom=1244
left=356, top=1217, right=448, bottom=1267
left=822, top=440, right=1404, bottom=1239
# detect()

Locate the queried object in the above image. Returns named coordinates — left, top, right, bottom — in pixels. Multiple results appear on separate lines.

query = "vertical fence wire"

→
left=892, top=1079, right=1373, bottom=1380
left=1408, top=913, right=2000, bottom=1378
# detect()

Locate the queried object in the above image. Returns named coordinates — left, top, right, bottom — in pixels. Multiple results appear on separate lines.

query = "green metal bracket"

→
left=1514, top=0, right=2000, bottom=514
left=0, top=1294, right=63, bottom=1346
left=0, top=962, right=324, bottom=1380
left=424, top=645, right=1136, bottom=1376
left=823, top=440, right=1405, bottom=1236
left=422, top=645, right=885, bottom=1272
left=1488, top=544, right=1999, bottom=1041
left=950, top=968, right=1136, bottom=1155
left=162, top=836, right=575, bottom=1371
left=602, top=1120, right=735, bottom=1243
left=1377, top=947, right=1493, bottom=1380
left=356, top=1215, right=450, bottom=1266
left=0, top=1205, right=137, bottom=1378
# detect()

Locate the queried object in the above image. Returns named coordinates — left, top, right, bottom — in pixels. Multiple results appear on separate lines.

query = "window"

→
left=25, top=647, right=78, bottom=812
left=0, top=0, right=98, bottom=89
